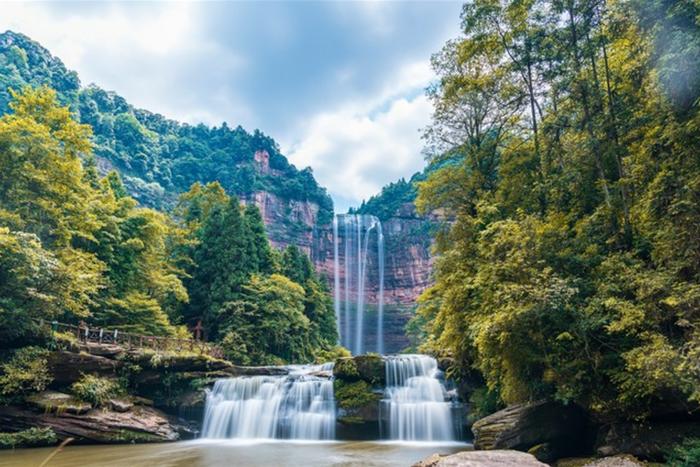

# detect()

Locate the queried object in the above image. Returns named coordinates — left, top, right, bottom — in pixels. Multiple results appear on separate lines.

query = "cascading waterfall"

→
left=333, top=214, right=385, bottom=355
left=381, top=355, right=459, bottom=441
left=201, top=364, right=335, bottom=440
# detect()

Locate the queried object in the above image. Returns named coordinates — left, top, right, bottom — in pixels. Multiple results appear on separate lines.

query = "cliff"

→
left=311, top=202, right=435, bottom=353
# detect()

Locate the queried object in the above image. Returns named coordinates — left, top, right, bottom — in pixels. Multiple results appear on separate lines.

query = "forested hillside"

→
left=0, top=86, right=338, bottom=366
left=411, top=0, right=700, bottom=426
left=0, top=30, right=333, bottom=223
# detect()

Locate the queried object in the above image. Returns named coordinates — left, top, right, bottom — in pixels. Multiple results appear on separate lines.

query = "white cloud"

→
left=2, top=4, right=446, bottom=212
left=284, top=61, right=434, bottom=212
left=0, top=2, right=249, bottom=125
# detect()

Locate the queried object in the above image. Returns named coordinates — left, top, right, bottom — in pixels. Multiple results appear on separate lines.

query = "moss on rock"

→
left=353, top=354, right=385, bottom=386
left=333, top=358, right=360, bottom=380
left=333, top=354, right=385, bottom=386
left=0, top=427, right=57, bottom=449
left=334, top=379, right=382, bottom=424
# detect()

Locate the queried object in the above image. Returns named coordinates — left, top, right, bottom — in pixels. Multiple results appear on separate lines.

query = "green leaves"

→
left=412, top=0, right=700, bottom=419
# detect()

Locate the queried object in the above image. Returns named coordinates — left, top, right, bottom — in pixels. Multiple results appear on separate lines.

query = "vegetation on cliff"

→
left=0, top=30, right=333, bottom=222
left=410, top=0, right=700, bottom=427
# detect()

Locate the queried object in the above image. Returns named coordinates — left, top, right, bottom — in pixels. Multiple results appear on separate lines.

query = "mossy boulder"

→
left=595, top=421, right=700, bottom=461
left=334, top=379, right=381, bottom=424
left=472, top=400, right=590, bottom=458
left=333, top=354, right=385, bottom=386
left=26, top=391, right=92, bottom=415
left=123, top=350, right=232, bottom=373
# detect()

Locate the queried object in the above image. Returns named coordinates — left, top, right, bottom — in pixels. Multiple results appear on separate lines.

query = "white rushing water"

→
left=333, top=214, right=385, bottom=355
left=201, top=364, right=335, bottom=441
left=382, top=355, right=458, bottom=441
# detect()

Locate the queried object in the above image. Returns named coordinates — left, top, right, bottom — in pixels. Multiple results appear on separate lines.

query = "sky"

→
left=1, top=1, right=462, bottom=212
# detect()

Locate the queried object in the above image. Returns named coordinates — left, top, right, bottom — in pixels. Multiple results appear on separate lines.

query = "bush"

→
left=70, top=374, right=123, bottom=407
left=467, top=386, right=504, bottom=423
left=0, top=427, right=57, bottom=449
left=0, top=346, right=52, bottom=403
left=314, top=345, right=350, bottom=364
left=667, top=438, right=700, bottom=466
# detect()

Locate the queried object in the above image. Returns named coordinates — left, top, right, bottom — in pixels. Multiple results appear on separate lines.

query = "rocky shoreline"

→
left=1, top=349, right=697, bottom=466
left=0, top=339, right=290, bottom=446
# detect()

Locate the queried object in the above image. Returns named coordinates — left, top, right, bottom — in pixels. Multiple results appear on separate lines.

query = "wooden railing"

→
left=36, top=319, right=224, bottom=359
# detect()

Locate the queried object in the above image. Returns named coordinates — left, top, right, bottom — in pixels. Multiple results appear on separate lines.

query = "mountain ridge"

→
left=0, top=29, right=333, bottom=248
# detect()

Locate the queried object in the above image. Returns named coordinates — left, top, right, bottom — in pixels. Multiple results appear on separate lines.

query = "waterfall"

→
left=201, top=364, right=335, bottom=441
left=381, top=355, right=459, bottom=442
left=333, top=214, right=385, bottom=355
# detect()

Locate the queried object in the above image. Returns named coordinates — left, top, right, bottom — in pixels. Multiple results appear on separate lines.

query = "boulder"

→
left=595, top=421, right=700, bottom=461
left=108, top=398, right=134, bottom=413
left=334, top=355, right=385, bottom=386
left=472, top=400, right=589, bottom=458
left=125, top=351, right=233, bottom=373
left=556, top=455, right=646, bottom=467
left=232, top=365, right=289, bottom=376
left=334, top=379, right=382, bottom=423
left=81, top=342, right=125, bottom=358
left=26, top=391, right=91, bottom=415
left=48, top=351, right=122, bottom=385
left=413, top=450, right=547, bottom=466
left=0, top=404, right=179, bottom=444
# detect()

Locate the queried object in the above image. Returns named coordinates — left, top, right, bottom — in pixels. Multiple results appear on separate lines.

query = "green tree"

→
left=412, top=0, right=700, bottom=421
left=219, top=274, right=312, bottom=364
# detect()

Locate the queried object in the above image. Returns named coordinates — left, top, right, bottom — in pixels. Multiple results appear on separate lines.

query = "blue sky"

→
left=1, top=1, right=462, bottom=212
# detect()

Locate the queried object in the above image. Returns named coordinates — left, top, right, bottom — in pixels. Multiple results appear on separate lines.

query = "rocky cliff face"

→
left=312, top=203, right=435, bottom=352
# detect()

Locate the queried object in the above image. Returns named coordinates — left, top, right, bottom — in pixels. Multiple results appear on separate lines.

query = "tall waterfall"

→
left=332, top=214, right=385, bottom=355
left=201, top=364, right=335, bottom=440
left=381, top=355, right=459, bottom=441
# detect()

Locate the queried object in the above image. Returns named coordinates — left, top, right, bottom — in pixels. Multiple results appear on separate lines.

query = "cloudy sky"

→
left=1, top=1, right=462, bottom=211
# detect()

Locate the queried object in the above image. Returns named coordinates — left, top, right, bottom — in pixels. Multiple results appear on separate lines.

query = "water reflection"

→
left=0, top=440, right=470, bottom=467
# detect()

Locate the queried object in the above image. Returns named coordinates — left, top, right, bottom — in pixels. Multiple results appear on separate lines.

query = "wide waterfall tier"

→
left=333, top=213, right=384, bottom=355
left=381, top=355, right=460, bottom=441
left=201, top=364, right=335, bottom=440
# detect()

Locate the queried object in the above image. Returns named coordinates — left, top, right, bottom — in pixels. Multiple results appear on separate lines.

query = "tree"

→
left=412, top=0, right=700, bottom=420
left=219, top=274, right=312, bottom=365
left=0, top=87, right=186, bottom=339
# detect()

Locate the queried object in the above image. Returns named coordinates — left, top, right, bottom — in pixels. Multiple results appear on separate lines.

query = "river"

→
left=0, top=440, right=470, bottom=467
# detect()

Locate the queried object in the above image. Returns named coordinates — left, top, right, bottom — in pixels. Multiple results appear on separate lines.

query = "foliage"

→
left=0, top=347, right=52, bottom=403
left=280, top=245, right=337, bottom=347
left=0, top=34, right=338, bottom=367
left=314, top=346, right=351, bottom=364
left=70, top=374, right=123, bottom=407
left=0, top=31, right=333, bottom=221
left=467, top=387, right=504, bottom=424
left=0, top=87, right=187, bottom=339
left=354, top=176, right=419, bottom=220
left=333, top=379, right=380, bottom=411
left=667, top=438, right=700, bottom=467
left=219, top=274, right=313, bottom=364
left=411, top=0, right=700, bottom=420
left=0, top=427, right=57, bottom=449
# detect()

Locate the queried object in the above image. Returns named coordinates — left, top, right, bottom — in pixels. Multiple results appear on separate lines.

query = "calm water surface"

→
left=0, top=440, right=471, bottom=467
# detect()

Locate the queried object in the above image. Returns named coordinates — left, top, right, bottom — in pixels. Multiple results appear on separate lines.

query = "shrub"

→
left=0, top=427, right=57, bottom=449
left=314, top=345, right=350, bottom=364
left=667, top=438, right=700, bottom=466
left=0, top=346, right=52, bottom=403
left=467, top=386, right=504, bottom=423
left=71, top=374, right=123, bottom=407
